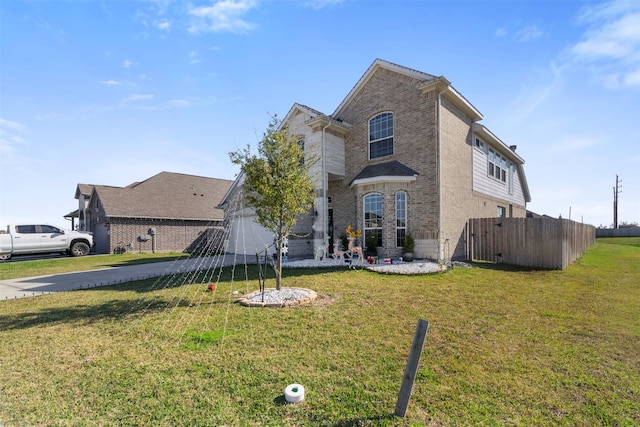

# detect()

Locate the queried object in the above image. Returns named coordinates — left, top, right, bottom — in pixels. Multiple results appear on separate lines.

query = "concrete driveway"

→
left=0, top=255, right=237, bottom=301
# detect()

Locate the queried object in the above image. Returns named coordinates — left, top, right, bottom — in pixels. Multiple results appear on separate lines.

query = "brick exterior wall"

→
left=102, top=218, right=224, bottom=254
left=327, top=66, right=526, bottom=261
left=438, top=95, right=475, bottom=260
left=331, top=67, right=442, bottom=259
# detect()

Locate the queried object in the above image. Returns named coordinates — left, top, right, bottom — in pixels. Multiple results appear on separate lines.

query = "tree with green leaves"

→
left=229, top=115, right=316, bottom=290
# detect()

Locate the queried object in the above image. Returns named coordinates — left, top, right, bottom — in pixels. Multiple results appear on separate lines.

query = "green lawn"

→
left=0, top=239, right=638, bottom=426
left=0, top=252, right=185, bottom=280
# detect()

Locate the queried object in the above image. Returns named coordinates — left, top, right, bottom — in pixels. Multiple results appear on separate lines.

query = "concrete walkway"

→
left=0, top=255, right=237, bottom=301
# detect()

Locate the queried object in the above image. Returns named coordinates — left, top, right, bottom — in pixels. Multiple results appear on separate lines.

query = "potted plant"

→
left=339, top=232, right=349, bottom=252
left=402, top=232, right=415, bottom=262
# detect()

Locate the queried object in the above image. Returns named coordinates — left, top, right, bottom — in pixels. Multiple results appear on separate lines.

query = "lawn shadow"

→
left=86, top=265, right=343, bottom=294
left=104, top=255, right=186, bottom=268
left=0, top=297, right=194, bottom=331
left=464, top=260, right=548, bottom=272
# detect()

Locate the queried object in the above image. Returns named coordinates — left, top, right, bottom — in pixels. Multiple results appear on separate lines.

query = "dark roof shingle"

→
left=89, top=172, right=233, bottom=221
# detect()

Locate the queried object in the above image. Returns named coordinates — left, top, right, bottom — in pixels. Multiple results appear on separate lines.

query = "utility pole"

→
left=613, top=175, right=622, bottom=229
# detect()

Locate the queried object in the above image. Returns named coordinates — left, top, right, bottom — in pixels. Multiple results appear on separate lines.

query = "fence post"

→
left=395, top=319, right=429, bottom=417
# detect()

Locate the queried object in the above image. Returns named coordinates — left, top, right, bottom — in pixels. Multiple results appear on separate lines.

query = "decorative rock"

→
left=236, top=288, right=317, bottom=308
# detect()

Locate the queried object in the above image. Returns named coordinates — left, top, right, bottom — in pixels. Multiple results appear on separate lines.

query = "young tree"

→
left=229, top=115, right=316, bottom=290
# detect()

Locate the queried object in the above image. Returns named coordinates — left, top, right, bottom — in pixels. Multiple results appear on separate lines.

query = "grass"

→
left=0, top=252, right=186, bottom=280
left=0, top=238, right=638, bottom=426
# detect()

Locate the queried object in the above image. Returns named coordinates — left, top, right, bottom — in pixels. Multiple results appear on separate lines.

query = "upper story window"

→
left=369, top=112, right=394, bottom=159
left=475, top=137, right=485, bottom=150
left=488, top=148, right=507, bottom=183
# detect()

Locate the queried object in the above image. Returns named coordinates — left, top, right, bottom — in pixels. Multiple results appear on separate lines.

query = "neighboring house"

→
left=74, top=172, right=233, bottom=254
left=220, top=59, right=531, bottom=261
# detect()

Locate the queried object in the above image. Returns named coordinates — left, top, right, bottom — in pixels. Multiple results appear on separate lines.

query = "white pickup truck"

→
left=0, top=224, right=94, bottom=261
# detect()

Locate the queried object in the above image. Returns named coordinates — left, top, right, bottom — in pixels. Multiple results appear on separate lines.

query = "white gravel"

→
left=241, top=259, right=447, bottom=305
left=248, top=288, right=310, bottom=303
left=282, top=258, right=445, bottom=274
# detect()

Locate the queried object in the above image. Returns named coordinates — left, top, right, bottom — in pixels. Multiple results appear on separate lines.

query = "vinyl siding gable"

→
left=472, top=141, right=526, bottom=206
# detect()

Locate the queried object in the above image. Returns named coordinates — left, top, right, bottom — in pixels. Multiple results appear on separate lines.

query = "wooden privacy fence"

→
left=467, top=217, right=595, bottom=270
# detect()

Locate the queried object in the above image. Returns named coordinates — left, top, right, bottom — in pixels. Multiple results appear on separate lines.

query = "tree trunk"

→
left=275, top=231, right=283, bottom=291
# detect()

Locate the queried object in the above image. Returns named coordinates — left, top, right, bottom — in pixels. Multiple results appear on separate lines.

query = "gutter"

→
left=437, top=91, right=443, bottom=262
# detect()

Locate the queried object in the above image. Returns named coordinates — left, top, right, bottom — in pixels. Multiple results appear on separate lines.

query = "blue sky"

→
left=1, top=0, right=638, bottom=229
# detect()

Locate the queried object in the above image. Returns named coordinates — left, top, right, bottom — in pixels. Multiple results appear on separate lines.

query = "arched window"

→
left=369, top=112, right=394, bottom=159
left=396, top=191, right=407, bottom=247
left=364, top=193, right=383, bottom=248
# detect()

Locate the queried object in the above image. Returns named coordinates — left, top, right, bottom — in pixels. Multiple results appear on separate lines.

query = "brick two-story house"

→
left=221, top=59, right=530, bottom=262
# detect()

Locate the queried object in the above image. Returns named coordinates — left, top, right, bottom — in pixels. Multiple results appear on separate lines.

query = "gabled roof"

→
left=333, top=59, right=482, bottom=121
left=282, top=103, right=324, bottom=123
left=75, top=183, right=94, bottom=199
left=349, top=160, right=419, bottom=188
left=281, top=102, right=353, bottom=134
left=87, top=172, right=233, bottom=221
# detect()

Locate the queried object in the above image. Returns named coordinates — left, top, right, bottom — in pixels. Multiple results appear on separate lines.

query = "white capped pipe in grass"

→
left=284, top=384, right=305, bottom=403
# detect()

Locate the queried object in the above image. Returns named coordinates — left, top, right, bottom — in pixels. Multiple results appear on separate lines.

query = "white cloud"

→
left=571, top=1, right=640, bottom=89
left=122, top=60, right=134, bottom=68
left=125, top=94, right=155, bottom=102
left=515, top=24, right=543, bottom=42
left=303, top=0, right=346, bottom=10
left=98, top=79, right=121, bottom=86
left=167, top=99, right=191, bottom=108
left=0, top=118, right=25, bottom=133
left=495, top=27, right=508, bottom=38
left=188, top=0, right=258, bottom=33
left=0, top=118, right=29, bottom=167
left=157, top=20, right=171, bottom=30
left=189, top=50, right=200, bottom=64
left=501, top=62, right=565, bottom=125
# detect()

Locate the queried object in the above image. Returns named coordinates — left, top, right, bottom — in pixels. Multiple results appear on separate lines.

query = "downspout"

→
left=437, top=91, right=443, bottom=262
left=321, top=120, right=330, bottom=246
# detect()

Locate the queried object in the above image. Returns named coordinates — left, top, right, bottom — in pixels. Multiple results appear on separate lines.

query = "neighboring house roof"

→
left=349, top=160, right=419, bottom=188
left=333, top=58, right=482, bottom=121
left=80, top=172, right=233, bottom=221
left=75, top=183, right=94, bottom=199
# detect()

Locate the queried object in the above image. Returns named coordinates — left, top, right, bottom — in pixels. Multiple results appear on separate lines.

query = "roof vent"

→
left=509, top=145, right=517, bottom=152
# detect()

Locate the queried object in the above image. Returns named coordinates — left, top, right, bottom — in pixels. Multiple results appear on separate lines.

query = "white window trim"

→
left=488, top=148, right=508, bottom=184
left=395, top=191, right=407, bottom=248
left=368, top=112, right=394, bottom=160
left=363, top=192, right=383, bottom=248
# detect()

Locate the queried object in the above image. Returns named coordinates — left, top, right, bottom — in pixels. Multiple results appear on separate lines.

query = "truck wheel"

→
left=70, top=242, right=90, bottom=257
left=0, top=253, right=11, bottom=261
